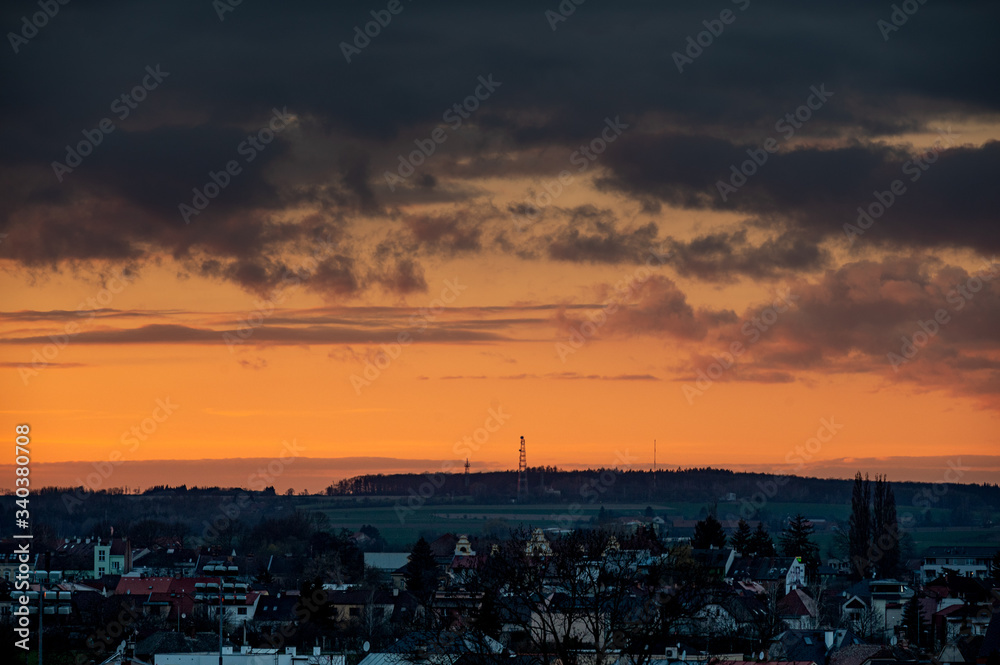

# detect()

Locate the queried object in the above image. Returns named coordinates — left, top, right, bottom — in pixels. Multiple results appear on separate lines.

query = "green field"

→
left=293, top=496, right=1000, bottom=555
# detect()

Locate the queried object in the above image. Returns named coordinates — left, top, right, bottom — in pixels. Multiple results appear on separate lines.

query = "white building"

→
left=154, top=646, right=341, bottom=665
left=921, top=546, right=994, bottom=581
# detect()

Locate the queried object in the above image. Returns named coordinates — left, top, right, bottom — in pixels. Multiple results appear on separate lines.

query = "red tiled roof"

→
left=115, top=577, right=173, bottom=595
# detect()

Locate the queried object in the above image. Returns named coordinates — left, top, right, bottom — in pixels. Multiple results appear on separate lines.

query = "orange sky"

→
left=3, top=206, right=999, bottom=492
left=2, top=4, right=1000, bottom=493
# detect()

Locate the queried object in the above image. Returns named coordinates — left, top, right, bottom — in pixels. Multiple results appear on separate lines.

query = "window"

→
left=237, top=607, right=247, bottom=615
left=349, top=607, right=360, bottom=617
left=98, top=552, right=106, bottom=562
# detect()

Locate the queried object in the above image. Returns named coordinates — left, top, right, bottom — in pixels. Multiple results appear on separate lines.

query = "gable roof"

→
left=779, top=588, right=818, bottom=618
left=830, top=645, right=888, bottom=665
left=731, top=556, right=800, bottom=581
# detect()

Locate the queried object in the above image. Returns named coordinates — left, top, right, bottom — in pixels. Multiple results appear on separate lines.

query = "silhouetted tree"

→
left=849, top=472, right=873, bottom=580
left=780, top=514, right=819, bottom=575
left=693, top=514, right=727, bottom=549
left=872, top=475, right=901, bottom=578
left=730, top=519, right=753, bottom=555
left=404, top=537, right=439, bottom=604
left=465, top=529, right=700, bottom=665
left=748, top=523, right=776, bottom=557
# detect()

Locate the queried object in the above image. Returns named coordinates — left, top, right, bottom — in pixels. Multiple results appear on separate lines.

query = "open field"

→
left=294, top=496, right=998, bottom=554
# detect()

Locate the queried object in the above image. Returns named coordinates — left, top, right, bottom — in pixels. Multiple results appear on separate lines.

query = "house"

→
left=253, top=591, right=301, bottom=628
left=829, top=645, right=894, bottom=665
left=115, top=576, right=258, bottom=623
left=778, top=588, right=820, bottom=630
left=921, top=547, right=995, bottom=581
left=357, top=630, right=506, bottom=665
left=528, top=591, right=618, bottom=649
left=729, top=557, right=807, bottom=595
left=363, top=552, right=410, bottom=584
left=769, top=628, right=868, bottom=665
left=151, top=646, right=339, bottom=665
left=979, top=610, right=1000, bottom=663
left=691, top=548, right=736, bottom=579
left=690, top=592, right=768, bottom=636
left=46, top=538, right=97, bottom=580
left=840, top=580, right=913, bottom=641
left=130, top=545, right=200, bottom=577
left=94, top=537, right=132, bottom=577
left=326, top=588, right=422, bottom=626
left=525, top=529, right=554, bottom=557
left=0, top=540, right=42, bottom=583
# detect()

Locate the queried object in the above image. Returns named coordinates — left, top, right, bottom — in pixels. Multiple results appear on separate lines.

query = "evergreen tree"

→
left=873, top=477, right=901, bottom=578
left=849, top=472, right=873, bottom=580
left=748, top=522, right=776, bottom=557
left=730, top=518, right=753, bottom=555
left=780, top=514, right=820, bottom=575
left=990, top=550, right=1000, bottom=578
left=692, top=514, right=727, bottom=549
left=404, top=537, right=439, bottom=603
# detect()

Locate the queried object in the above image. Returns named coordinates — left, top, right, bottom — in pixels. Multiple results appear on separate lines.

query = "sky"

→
left=1, top=0, right=999, bottom=493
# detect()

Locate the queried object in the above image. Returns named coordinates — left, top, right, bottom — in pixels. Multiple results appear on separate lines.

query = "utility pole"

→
left=38, top=581, right=43, bottom=665
left=218, top=576, right=224, bottom=665
left=517, top=436, right=527, bottom=500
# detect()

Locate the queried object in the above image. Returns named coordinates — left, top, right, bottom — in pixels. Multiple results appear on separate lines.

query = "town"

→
left=1, top=470, right=998, bottom=665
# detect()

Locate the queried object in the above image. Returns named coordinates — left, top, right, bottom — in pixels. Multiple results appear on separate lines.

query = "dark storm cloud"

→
left=1, top=0, right=997, bottom=288
left=555, top=275, right=739, bottom=342
left=680, top=256, right=1000, bottom=400
left=664, top=229, right=831, bottom=281
left=599, top=135, right=1000, bottom=254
